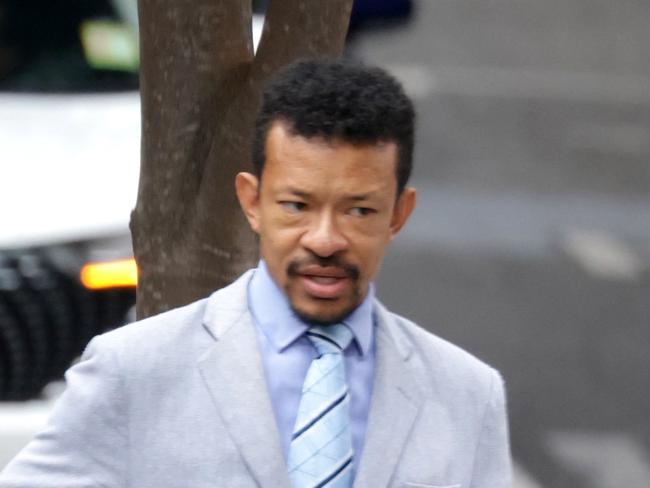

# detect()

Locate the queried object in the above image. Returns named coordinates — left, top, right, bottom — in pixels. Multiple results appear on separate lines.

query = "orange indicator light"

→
left=80, top=258, right=137, bottom=289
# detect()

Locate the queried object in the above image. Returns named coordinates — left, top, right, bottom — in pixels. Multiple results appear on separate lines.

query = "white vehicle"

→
left=0, top=0, right=140, bottom=401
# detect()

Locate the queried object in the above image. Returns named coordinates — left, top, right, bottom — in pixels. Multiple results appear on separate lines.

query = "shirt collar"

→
left=248, top=260, right=374, bottom=356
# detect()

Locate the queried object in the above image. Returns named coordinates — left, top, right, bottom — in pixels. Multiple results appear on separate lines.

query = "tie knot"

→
left=306, top=324, right=353, bottom=356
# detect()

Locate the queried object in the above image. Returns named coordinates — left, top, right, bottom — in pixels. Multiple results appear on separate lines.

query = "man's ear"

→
left=235, top=172, right=261, bottom=233
left=390, top=187, right=416, bottom=238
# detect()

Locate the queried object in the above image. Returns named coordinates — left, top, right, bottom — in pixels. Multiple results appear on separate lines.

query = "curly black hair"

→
left=252, top=59, right=415, bottom=194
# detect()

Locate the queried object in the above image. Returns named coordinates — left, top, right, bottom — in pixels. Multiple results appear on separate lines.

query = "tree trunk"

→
left=132, top=0, right=353, bottom=318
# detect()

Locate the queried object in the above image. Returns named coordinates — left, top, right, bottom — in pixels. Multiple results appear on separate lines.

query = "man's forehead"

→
left=266, top=139, right=397, bottom=182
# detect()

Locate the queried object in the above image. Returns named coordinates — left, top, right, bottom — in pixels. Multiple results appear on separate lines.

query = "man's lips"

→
left=299, top=265, right=349, bottom=278
left=297, top=266, right=352, bottom=298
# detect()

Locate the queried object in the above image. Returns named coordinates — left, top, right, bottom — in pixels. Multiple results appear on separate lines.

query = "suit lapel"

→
left=354, top=303, right=424, bottom=488
left=197, top=271, right=291, bottom=488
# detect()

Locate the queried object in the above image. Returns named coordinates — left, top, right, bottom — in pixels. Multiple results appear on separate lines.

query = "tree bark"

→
left=132, top=0, right=353, bottom=318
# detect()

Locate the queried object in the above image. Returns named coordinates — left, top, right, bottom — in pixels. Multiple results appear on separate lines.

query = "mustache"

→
left=287, top=256, right=360, bottom=280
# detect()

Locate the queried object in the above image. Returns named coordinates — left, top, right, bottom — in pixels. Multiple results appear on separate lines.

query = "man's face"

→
left=236, top=122, right=415, bottom=325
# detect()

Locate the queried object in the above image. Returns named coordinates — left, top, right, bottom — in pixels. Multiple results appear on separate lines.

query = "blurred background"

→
left=1, top=1, right=649, bottom=487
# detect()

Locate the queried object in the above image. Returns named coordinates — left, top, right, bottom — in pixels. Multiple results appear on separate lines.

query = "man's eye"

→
left=280, top=201, right=306, bottom=213
left=349, top=207, right=374, bottom=217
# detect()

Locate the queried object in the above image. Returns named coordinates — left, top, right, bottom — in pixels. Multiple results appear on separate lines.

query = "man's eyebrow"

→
left=346, top=193, right=375, bottom=201
left=279, top=188, right=379, bottom=200
left=280, top=187, right=311, bottom=198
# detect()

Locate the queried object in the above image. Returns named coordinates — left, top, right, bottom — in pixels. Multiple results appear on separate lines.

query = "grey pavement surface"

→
left=354, top=1, right=650, bottom=487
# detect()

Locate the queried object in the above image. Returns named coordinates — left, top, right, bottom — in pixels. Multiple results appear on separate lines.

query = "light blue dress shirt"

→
left=248, top=260, right=376, bottom=475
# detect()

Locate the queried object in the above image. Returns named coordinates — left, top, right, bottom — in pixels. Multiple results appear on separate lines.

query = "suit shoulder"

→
left=86, top=297, right=211, bottom=362
left=384, top=309, right=501, bottom=393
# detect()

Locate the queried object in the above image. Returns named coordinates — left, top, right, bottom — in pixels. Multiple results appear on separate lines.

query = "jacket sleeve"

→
left=470, top=369, right=512, bottom=488
left=0, top=335, right=127, bottom=488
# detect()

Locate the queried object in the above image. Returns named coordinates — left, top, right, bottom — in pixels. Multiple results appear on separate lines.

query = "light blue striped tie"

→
left=288, top=324, right=354, bottom=488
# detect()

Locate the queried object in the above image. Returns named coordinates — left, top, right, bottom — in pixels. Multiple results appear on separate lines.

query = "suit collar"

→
left=201, top=269, right=255, bottom=340
left=354, top=301, right=424, bottom=488
left=199, top=270, right=291, bottom=488
left=372, top=300, right=414, bottom=362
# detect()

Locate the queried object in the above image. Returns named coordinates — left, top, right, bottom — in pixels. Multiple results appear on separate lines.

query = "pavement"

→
left=353, top=1, right=650, bottom=486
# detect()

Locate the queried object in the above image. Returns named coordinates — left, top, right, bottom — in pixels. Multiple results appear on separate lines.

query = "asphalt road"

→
left=355, top=1, right=650, bottom=486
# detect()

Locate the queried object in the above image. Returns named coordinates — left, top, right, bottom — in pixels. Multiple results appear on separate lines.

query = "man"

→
left=1, top=60, right=511, bottom=487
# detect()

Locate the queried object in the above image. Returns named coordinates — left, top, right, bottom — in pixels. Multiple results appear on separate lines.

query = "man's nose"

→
left=301, top=213, right=348, bottom=257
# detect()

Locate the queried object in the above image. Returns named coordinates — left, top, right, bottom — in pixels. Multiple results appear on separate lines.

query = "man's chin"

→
left=289, top=299, right=357, bottom=326
left=285, top=278, right=364, bottom=325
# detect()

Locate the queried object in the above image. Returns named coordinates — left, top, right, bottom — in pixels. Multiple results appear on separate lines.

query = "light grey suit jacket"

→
left=0, top=270, right=511, bottom=488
